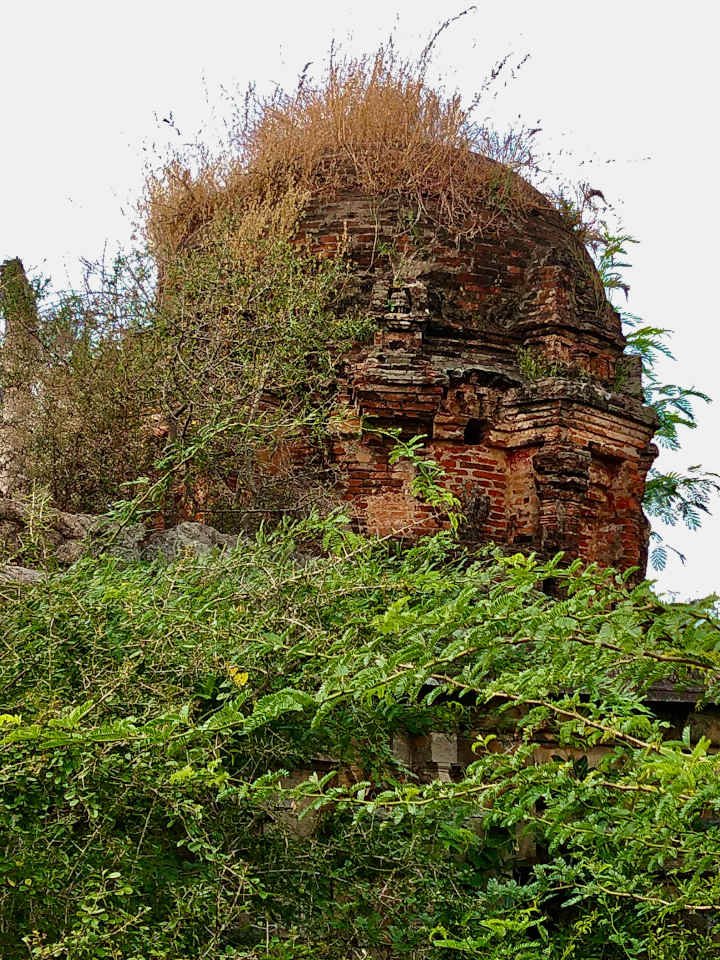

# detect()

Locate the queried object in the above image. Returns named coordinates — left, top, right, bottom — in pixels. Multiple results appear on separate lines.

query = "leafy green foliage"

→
left=1, top=225, right=373, bottom=528
left=2, top=516, right=720, bottom=957
left=644, top=467, right=720, bottom=570
left=595, top=230, right=711, bottom=453
left=0, top=252, right=160, bottom=512
left=382, top=430, right=462, bottom=528
left=151, top=205, right=373, bottom=527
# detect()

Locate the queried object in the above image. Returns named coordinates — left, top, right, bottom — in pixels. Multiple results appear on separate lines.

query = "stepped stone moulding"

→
left=295, top=183, right=656, bottom=570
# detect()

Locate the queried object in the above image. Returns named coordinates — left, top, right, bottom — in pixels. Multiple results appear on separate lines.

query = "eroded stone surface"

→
left=143, top=522, right=238, bottom=559
left=0, top=564, right=44, bottom=585
left=0, top=499, right=237, bottom=568
left=296, top=187, right=657, bottom=570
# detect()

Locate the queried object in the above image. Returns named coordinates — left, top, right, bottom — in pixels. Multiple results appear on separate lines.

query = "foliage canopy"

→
left=2, top=515, right=720, bottom=958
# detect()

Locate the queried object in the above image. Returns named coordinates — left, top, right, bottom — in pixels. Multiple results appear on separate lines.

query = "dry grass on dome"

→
left=144, top=43, right=545, bottom=260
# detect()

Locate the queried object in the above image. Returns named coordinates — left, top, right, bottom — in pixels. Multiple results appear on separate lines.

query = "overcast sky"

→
left=1, top=1, right=717, bottom=598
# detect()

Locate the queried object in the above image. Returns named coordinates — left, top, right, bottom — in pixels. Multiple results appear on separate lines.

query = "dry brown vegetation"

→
left=144, top=42, right=545, bottom=261
left=0, top=255, right=160, bottom=515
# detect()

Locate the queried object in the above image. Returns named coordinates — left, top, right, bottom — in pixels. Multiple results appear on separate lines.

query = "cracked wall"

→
left=296, top=188, right=657, bottom=570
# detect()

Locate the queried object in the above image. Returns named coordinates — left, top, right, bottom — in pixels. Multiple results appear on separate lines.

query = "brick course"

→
left=299, top=186, right=656, bottom=570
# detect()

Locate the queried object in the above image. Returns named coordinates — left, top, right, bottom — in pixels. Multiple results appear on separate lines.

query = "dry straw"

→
left=144, top=39, right=545, bottom=260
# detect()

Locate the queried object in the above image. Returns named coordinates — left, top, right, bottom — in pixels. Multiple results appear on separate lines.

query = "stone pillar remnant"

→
left=0, top=258, right=41, bottom=496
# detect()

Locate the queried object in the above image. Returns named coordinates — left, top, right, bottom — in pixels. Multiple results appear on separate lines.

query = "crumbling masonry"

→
left=297, top=186, right=657, bottom=569
left=1, top=171, right=659, bottom=572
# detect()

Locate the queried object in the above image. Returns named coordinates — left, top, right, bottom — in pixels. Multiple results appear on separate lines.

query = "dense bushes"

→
left=1, top=515, right=719, bottom=957
left=1, top=41, right=543, bottom=524
left=0, top=254, right=159, bottom=512
left=0, top=229, right=369, bottom=526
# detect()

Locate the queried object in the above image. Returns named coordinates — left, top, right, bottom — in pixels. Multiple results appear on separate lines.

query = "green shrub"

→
left=2, top=516, right=719, bottom=958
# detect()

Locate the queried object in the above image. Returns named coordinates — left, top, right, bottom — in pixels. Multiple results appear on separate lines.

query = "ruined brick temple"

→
left=1, top=163, right=659, bottom=574
left=295, top=179, right=657, bottom=570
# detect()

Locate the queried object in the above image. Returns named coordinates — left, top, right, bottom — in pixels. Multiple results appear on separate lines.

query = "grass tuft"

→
left=144, top=43, right=545, bottom=260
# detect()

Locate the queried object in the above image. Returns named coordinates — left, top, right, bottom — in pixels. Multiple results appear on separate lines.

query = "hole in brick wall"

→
left=463, top=418, right=486, bottom=444
left=427, top=287, right=444, bottom=317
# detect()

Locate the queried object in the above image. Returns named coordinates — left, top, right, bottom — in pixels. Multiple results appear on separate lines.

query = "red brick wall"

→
left=294, top=187, right=657, bottom=571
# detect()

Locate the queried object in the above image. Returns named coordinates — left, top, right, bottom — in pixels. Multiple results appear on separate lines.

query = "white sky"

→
left=1, top=1, right=718, bottom=598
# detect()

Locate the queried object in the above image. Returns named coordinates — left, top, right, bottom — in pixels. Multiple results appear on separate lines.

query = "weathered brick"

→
left=246, top=187, right=658, bottom=571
